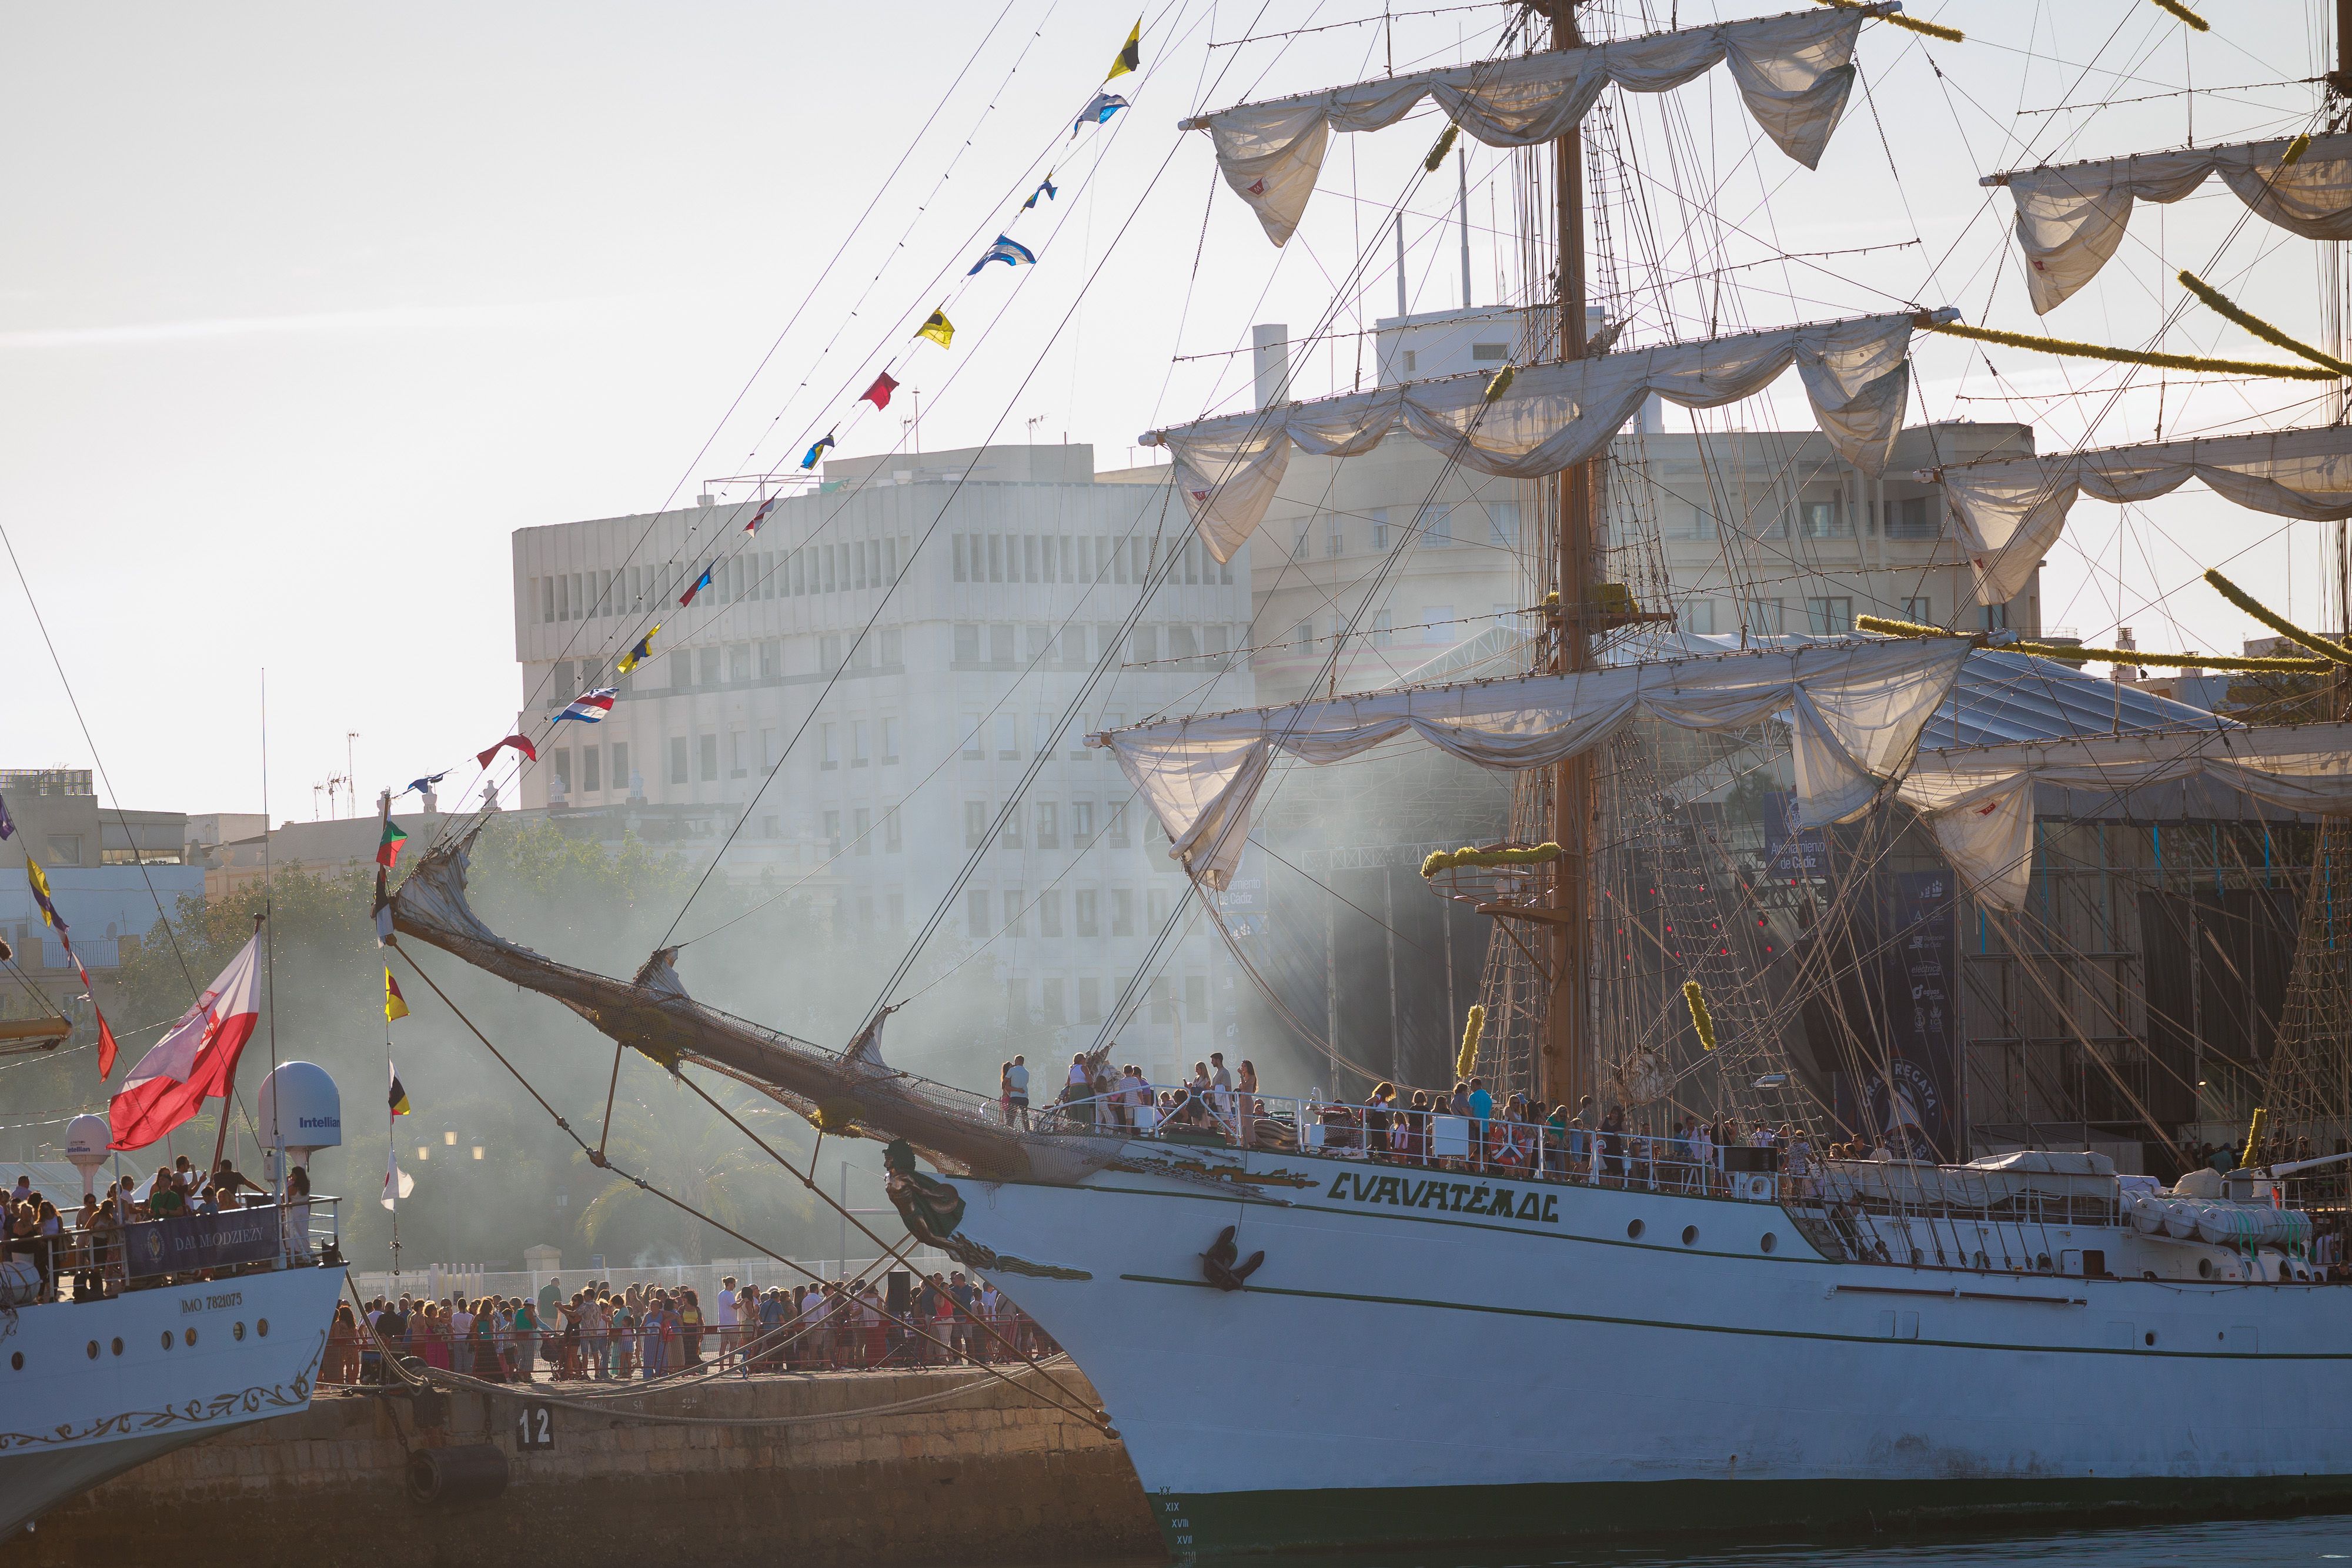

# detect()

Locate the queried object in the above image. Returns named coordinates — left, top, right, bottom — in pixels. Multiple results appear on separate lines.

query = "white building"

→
left=509, top=444, right=1256, bottom=1075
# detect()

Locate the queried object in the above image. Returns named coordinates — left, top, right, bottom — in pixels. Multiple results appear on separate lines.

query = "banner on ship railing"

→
left=1834, top=870, right=1957, bottom=1161
left=122, top=1206, right=280, bottom=1280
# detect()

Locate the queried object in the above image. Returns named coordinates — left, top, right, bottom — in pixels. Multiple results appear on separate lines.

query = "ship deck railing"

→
left=1, top=1193, right=342, bottom=1306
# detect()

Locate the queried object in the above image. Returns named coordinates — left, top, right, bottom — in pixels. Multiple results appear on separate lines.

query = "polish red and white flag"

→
left=109, top=934, right=262, bottom=1151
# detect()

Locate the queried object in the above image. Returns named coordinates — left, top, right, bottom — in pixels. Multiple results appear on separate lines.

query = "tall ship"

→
left=389, top=0, right=2352, bottom=1554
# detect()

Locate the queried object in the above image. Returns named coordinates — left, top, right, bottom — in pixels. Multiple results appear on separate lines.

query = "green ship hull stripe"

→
left=1150, top=1473, right=2352, bottom=1556
left=1116, top=1272, right=2352, bottom=1359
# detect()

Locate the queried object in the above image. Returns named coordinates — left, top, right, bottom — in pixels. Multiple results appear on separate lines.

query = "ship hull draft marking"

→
left=947, top=1152, right=2352, bottom=1556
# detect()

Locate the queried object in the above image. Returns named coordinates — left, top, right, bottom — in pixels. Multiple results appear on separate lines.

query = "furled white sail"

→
left=1098, top=637, right=1970, bottom=888
left=1986, top=133, right=2352, bottom=315
left=1900, top=724, right=2352, bottom=910
left=1188, top=8, right=1875, bottom=246
left=1936, top=426, right=2352, bottom=609
left=1144, top=309, right=1944, bottom=564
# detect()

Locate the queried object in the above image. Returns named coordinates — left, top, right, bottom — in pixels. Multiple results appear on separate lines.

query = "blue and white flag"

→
left=800, top=431, right=836, bottom=470
left=967, top=233, right=1037, bottom=275
left=1071, top=92, right=1128, bottom=138
left=556, top=688, right=619, bottom=724
left=1024, top=173, right=1057, bottom=210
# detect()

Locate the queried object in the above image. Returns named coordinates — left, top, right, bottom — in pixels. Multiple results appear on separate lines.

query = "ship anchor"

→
left=1201, top=1226, right=1265, bottom=1292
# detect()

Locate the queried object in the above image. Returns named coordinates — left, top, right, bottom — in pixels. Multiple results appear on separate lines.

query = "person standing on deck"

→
left=1007, top=1055, right=1031, bottom=1129
left=1467, top=1078, right=1494, bottom=1172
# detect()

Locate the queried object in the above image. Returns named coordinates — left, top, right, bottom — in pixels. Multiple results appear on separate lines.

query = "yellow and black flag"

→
left=384, top=967, right=410, bottom=1024
left=917, top=309, right=954, bottom=349
left=1107, top=18, right=1140, bottom=81
left=388, top=1060, right=412, bottom=1118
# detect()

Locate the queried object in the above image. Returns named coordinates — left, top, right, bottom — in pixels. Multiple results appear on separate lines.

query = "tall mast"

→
left=1545, top=0, right=1595, bottom=1112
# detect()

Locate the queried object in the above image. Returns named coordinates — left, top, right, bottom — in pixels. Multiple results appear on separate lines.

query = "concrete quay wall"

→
left=7, top=1369, right=1163, bottom=1567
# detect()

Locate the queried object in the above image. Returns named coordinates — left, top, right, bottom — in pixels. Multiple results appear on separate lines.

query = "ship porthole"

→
left=234, top=1321, right=246, bottom=1341
left=183, top=1328, right=197, bottom=1347
left=2198, top=1258, right=2215, bottom=1280
left=110, top=1337, right=123, bottom=1357
left=258, top=1318, right=269, bottom=1338
left=2144, top=1331, right=2157, bottom=1347
left=1681, top=1225, right=1699, bottom=1247
left=1759, top=1232, right=1777, bottom=1254
left=161, top=1332, right=173, bottom=1350
left=86, top=1340, right=99, bottom=1360
left=1626, top=1219, right=1645, bottom=1241
left=9, top=1351, right=20, bottom=1371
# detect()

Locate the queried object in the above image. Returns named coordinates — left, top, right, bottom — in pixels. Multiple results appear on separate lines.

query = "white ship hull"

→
left=944, top=1148, right=2352, bottom=1555
left=0, top=1265, right=344, bottom=1539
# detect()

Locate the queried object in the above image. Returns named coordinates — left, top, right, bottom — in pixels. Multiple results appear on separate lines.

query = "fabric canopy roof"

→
left=1099, top=637, right=1970, bottom=888
left=1900, top=724, right=2352, bottom=910
left=1936, top=424, right=2352, bottom=607
left=1144, top=309, right=1942, bottom=564
left=1989, top=133, right=2352, bottom=315
left=1188, top=8, right=1872, bottom=246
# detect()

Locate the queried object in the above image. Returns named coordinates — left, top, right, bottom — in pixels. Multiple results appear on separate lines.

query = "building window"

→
left=670, top=651, right=691, bottom=690
left=1743, top=599, right=1786, bottom=635
left=1806, top=597, right=1854, bottom=635
left=853, top=807, right=871, bottom=855
left=1148, top=887, right=1172, bottom=930
left=1071, top=800, right=1095, bottom=843
left=1169, top=626, right=1200, bottom=664
left=760, top=641, right=782, bottom=679
left=582, top=746, right=602, bottom=794
left=1487, top=502, right=1519, bottom=545
left=1369, top=509, right=1389, bottom=550
left=700, top=648, right=721, bottom=687
left=1004, top=978, right=1030, bottom=1027
left=1798, top=500, right=1850, bottom=538
left=965, top=801, right=990, bottom=850
left=1038, top=890, right=1063, bottom=938
left=990, top=624, right=1014, bottom=664
left=1027, top=624, right=1052, bottom=663
left=729, top=645, right=750, bottom=683
left=1108, top=803, right=1130, bottom=848
left=1075, top=889, right=1100, bottom=937
left=852, top=721, right=869, bottom=767
left=1043, top=978, right=1067, bottom=1027
left=884, top=808, right=902, bottom=852
left=1682, top=600, right=1717, bottom=636
left=995, top=715, right=1019, bottom=761
left=821, top=724, right=838, bottom=770
left=1471, top=341, right=1508, bottom=361
left=1984, top=601, right=2012, bottom=633
left=823, top=811, right=841, bottom=857
left=882, top=717, right=900, bottom=765
left=1886, top=496, right=1937, bottom=539
left=1005, top=890, right=1026, bottom=937
left=1293, top=620, right=1314, bottom=654
left=952, top=534, right=969, bottom=581
left=699, top=733, right=720, bottom=781
left=1035, top=801, right=1060, bottom=849
left=1372, top=610, right=1394, bottom=647
left=1902, top=596, right=1934, bottom=624
left=760, top=728, right=777, bottom=770
left=880, top=628, right=901, bottom=665
left=962, top=715, right=984, bottom=761
left=967, top=890, right=991, bottom=937
left=612, top=743, right=630, bottom=795
left=955, top=624, right=980, bottom=663
left=669, top=737, right=689, bottom=786
left=540, top=577, right=555, bottom=624
left=1422, top=505, right=1451, bottom=546
left=1111, top=888, right=1135, bottom=937
left=1078, top=976, right=1102, bottom=1024
left=729, top=728, right=749, bottom=779
left=552, top=751, right=572, bottom=797
left=1325, top=519, right=1342, bottom=556
left=820, top=634, right=843, bottom=671
left=987, top=534, right=1004, bottom=583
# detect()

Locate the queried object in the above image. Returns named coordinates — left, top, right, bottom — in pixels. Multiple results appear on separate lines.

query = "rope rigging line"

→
left=385, top=946, right=1113, bottom=1429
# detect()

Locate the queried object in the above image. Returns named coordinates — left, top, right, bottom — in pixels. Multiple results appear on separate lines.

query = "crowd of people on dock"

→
left=325, top=1270, right=1050, bottom=1385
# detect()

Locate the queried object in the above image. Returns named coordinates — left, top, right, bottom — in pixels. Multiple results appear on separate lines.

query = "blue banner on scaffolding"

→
left=122, top=1206, right=279, bottom=1280
left=1842, top=870, right=1958, bottom=1160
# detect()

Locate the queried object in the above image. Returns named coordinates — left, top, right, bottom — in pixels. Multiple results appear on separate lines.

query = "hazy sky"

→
left=2, top=1, right=2336, bottom=821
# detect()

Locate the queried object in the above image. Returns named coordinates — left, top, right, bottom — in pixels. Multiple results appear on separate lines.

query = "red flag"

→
left=476, top=733, right=539, bottom=768
left=860, top=371, right=900, bottom=409
left=108, top=934, right=262, bottom=1151
left=95, top=1002, right=119, bottom=1080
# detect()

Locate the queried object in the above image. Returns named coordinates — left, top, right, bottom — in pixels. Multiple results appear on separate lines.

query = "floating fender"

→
left=406, top=1443, right=510, bottom=1506
left=1201, top=1224, right=1265, bottom=1292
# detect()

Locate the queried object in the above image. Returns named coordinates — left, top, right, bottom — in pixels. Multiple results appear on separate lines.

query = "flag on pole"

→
left=377, top=818, right=409, bottom=869
left=618, top=625, right=660, bottom=676
left=1024, top=173, right=1058, bottom=209
left=25, top=857, right=59, bottom=927
left=555, top=688, right=618, bottom=724
left=384, top=968, right=410, bottom=1022
left=1107, top=18, right=1140, bottom=79
left=383, top=1144, right=414, bottom=1209
left=389, top=1061, right=411, bottom=1116
left=744, top=494, right=779, bottom=536
left=860, top=371, right=900, bottom=409
left=800, top=431, right=836, bottom=470
left=679, top=564, right=714, bottom=606
left=107, top=933, right=263, bottom=1151
left=916, top=309, right=955, bottom=349
left=475, top=734, right=537, bottom=768
left=967, top=235, right=1036, bottom=274
left=1071, top=92, right=1128, bottom=138
left=94, top=1002, right=118, bottom=1081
